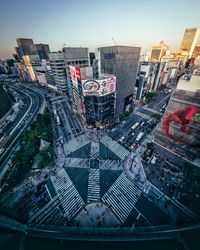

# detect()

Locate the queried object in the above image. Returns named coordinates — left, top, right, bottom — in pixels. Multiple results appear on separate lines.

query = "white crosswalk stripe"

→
left=90, top=141, right=99, bottom=158
left=101, top=136, right=130, bottom=160
left=102, top=172, right=142, bottom=223
left=87, top=169, right=100, bottom=202
left=51, top=168, right=85, bottom=221
left=135, top=111, right=150, bottom=119
left=65, top=158, right=89, bottom=168
left=64, top=134, right=90, bottom=156
left=99, top=160, right=122, bottom=170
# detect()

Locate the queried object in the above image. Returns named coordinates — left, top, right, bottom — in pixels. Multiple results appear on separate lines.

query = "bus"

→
left=135, top=132, right=144, bottom=143
left=56, top=115, right=61, bottom=125
left=131, top=122, right=140, bottom=131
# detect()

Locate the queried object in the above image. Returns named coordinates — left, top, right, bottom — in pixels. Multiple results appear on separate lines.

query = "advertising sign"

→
left=69, top=66, right=81, bottom=87
left=82, top=76, right=116, bottom=96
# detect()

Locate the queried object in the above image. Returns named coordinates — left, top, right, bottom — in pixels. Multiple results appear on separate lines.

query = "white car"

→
left=0, top=148, right=5, bottom=155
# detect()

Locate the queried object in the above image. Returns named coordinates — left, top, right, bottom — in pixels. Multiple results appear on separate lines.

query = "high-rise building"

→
left=16, top=38, right=38, bottom=58
left=89, top=52, right=95, bottom=66
left=158, top=61, right=181, bottom=86
left=135, top=76, right=147, bottom=101
left=98, top=45, right=141, bottom=115
left=48, top=52, right=66, bottom=91
left=22, top=55, right=41, bottom=81
left=16, top=62, right=29, bottom=81
left=62, top=47, right=90, bottom=97
left=191, top=45, right=200, bottom=63
left=35, top=44, right=50, bottom=60
left=135, top=62, right=151, bottom=101
left=15, top=47, right=24, bottom=60
left=62, top=47, right=89, bottom=67
left=68, top=65, right=116, bottom=127
left=180, top=28, right=200, bottom=57
left=150, top=41, right=168, bottom=62
left=154, top=69, right=200, bottom=167
left=150, top=62, right=165, bottom=91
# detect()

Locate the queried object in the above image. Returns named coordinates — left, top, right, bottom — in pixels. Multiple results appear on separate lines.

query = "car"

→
left=0, top=148, right=5, bottom=155
left=130, top=143, right=136, bottom=149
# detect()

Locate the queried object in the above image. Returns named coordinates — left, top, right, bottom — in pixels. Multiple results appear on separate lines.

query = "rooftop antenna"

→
left=112, top=37, right=117, bottom=45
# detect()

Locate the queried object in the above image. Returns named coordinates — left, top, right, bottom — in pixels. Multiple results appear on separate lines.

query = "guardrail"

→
left=0, top=214, right=200, bottom=241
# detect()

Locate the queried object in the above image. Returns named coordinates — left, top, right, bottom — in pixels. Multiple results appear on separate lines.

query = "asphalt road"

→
left=0, top=84, right=45, bottom=179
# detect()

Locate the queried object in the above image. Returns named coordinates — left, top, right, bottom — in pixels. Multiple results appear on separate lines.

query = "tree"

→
left=150, top=113, right=161, bottom=122
left=146, top=91, right=157, bottom=100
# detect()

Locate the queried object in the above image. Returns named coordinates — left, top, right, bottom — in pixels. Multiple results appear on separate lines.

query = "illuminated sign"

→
left=83, top=80, right=100, bottom=92
left=82, top=77, right=116, bottom=96
left=69, top=66, right=81, bottom=87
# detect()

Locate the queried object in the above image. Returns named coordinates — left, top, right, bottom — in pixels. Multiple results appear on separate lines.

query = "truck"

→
left=135, top=132, right=144, bottom=143
left=131, top=122, right=140, bottom=131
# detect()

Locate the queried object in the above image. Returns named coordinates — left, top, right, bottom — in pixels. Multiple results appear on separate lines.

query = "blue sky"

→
left=0, top=0, right=200, bottom=59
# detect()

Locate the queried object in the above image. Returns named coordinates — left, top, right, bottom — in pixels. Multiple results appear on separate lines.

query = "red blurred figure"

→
left=162, top=105, right=197, bottom=137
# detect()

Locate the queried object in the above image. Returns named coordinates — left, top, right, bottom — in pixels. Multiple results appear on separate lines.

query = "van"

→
left=0, top=148, right=5, bottom=155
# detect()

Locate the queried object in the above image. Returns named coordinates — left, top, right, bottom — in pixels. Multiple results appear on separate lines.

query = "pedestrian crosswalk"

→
left=51, top=168, right=85, bottom=220
left=99, top=160, right=122, bottom=170
left=101, top=136, right=130, bottom=160
left=87, top=169, right=100, bottom=202
left=64, top=134, right=90, bottom=156
left=90, top=141, right=99, bottom=158
left=102, top=172, right=142, bottom=223
left=142, top=106, right=162, bottom=115
left=135, top=111, right=150, bottom=119
left=65, top=157, right=89, bottom=168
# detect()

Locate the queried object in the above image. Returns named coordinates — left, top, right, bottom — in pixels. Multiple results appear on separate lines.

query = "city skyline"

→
left=1, top=0, right=200, bottom=59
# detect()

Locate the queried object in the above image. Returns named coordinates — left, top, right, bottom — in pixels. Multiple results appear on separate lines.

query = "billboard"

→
left=82, top=76, right=116, bottom=96
left=69, top=66, right=81, bottom=86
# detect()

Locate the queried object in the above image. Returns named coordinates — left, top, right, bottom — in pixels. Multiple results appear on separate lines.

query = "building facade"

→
left=68, top=65, right=116, bottom=127
left=48, top=52, right=67, bottom=92
left=98, top=45, right=141, bottom=115
left=180, top=28, right=200, bottom=57
left=16, top=38, right=38, bottom=58
left=150, top=41, right=168, bottom=62
left=35, top=44, right=50, bottom=60
left=191, top=45, right=200, bottom=63
left=63, top=47, right=90, bottom=97
left=22, top=55, right=41, bottom=81
left=154, top=69, right=200, bottom=167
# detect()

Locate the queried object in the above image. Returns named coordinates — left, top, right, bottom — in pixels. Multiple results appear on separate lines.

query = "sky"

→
left=0, top=0, right=200, bottom=59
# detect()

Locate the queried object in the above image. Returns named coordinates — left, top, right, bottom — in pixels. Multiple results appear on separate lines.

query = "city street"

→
left=1, top=88, right=198, bottom=230
left=0, top=84, right=45, bottom=181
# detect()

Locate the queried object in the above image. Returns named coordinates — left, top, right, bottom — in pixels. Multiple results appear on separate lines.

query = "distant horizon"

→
left=1, top=0, right=200, bottom=59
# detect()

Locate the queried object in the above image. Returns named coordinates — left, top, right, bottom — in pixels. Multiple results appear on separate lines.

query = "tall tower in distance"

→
left=180, top=28, right=200, bottom=57
left=16, top=38, right=38, bottom=59
left=150, top=41, right=168, bottom=62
